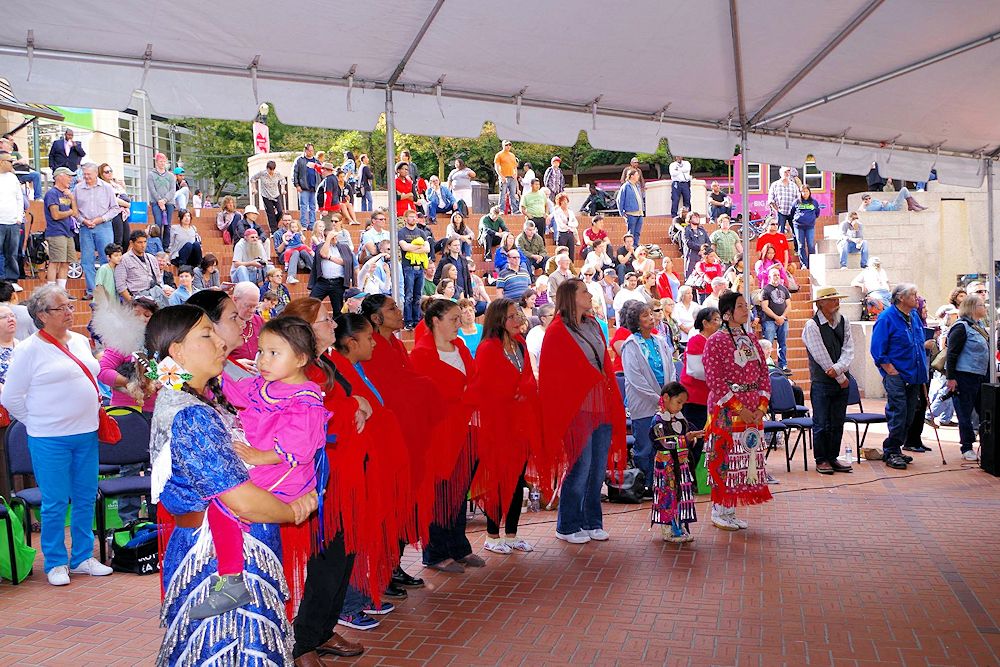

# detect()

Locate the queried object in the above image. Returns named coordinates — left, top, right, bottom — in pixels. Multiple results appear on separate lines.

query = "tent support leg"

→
left=987, top=157, right=996, bottom=383
left=740, top=131, right=751, bottom=303
left=386, top=87, right=401, bottom=305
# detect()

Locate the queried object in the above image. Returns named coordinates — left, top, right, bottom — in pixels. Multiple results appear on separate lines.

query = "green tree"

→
left=180, top=118, right=252, bottom=198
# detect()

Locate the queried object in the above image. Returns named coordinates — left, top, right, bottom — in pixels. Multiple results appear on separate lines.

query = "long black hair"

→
left=186, top=289, right=231, bottom=323
left=360, top=294, right=391, bottom=329
left=333, top=313, right=373, bottom=352
left=144, top=305, right=235, bottom=414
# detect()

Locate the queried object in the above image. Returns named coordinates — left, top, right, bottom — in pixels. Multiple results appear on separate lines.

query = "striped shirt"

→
left=497, top=267, right=531, bottom=300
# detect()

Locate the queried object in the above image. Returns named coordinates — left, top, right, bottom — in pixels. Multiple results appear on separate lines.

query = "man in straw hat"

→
left=802, top=286, right=855, bottom=474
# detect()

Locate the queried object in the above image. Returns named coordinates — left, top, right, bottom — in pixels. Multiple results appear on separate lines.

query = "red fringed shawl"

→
left=468, top=337, right=541, bottom=521
left=409, top=335, right=479, bottom=528
left=537, top=315, right=627, bottom=491
left=361, top=331, right=441, bottom=542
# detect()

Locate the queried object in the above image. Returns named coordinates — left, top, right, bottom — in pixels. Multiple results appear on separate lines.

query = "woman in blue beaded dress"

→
left=146, top=305, right=316, bottom=666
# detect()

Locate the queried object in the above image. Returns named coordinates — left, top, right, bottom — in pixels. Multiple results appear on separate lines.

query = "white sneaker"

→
left=483, top=538, right=512, bottom=554
left=47, top=565, right=70, bottom=586
left=287, top=276, right=299, bottom=284
left=506, top=538, right=534, bottom=552
left=70, top=557, right=113, bottom=577
left=555, top=530, right=591, bottom=544
left=586, top=528, right=610, bottom=541
left=962, top=450, right=979, bottom=462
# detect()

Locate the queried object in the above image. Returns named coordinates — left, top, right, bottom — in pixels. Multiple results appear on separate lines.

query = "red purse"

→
left=38, top=330, right=122, bottom=444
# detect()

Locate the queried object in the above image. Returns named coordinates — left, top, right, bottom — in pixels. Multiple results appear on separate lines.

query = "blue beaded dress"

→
left=152, top=388, right=292, bottom=666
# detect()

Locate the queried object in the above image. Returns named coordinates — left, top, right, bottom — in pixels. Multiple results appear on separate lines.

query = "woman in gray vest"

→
left=945, top=294, right=989, bottom=462
left=801, top=287, right=855, bottom=474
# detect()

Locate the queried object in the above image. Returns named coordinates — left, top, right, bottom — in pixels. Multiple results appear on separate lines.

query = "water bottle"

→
left=843, top=442, right=854, bottom=465
left=528, top=486, right=541, bottom=512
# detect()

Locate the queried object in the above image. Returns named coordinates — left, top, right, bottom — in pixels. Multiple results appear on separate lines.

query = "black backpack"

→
left=110, top=521, right=160, bottom=575
left=606, top=467, right=645, bottom=504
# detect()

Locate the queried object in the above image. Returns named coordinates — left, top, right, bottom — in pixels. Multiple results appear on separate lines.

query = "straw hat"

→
left=809, top=286, right=850, bottom=302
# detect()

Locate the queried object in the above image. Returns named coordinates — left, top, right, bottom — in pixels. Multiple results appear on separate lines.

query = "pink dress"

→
left=702, top=325, right=773, bottom=507
left=226, top=377, right=331, bottom=501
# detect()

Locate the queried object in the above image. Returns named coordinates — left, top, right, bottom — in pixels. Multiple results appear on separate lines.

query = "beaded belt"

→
left=727, top=381, right=759, bottom=393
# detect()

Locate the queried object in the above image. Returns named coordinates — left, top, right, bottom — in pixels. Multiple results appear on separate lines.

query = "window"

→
left=746, top=163, right=762, bottom=192
left=767, top=165, right=783, bottom=185
left=122, top=168, right=141, bottom=200
left=802, top=161, right=823, bottom=190
left=119, top=114, right=136, bottom=165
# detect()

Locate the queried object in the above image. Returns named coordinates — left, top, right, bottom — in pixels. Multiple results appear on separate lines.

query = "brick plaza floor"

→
left=2, top=419, right=999, bottom=666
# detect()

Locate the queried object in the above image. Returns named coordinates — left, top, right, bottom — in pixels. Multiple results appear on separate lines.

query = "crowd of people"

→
left=1, top=131, right=989, bottom=666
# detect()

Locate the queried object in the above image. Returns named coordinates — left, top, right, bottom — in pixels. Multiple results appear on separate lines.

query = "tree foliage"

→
left=179, top=105, right=731, bottom=197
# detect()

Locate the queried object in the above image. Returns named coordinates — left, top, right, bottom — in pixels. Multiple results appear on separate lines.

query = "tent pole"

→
left=987, top=156, right=996, bottom=383
left=385, top=87, right=401, bottom=305
left=740, top=131, right=751, bottom=303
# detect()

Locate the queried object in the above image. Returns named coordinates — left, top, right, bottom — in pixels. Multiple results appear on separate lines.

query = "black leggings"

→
left=486, top=473, right=526, bottom=536
left=292, top=531, right=355, bottom=658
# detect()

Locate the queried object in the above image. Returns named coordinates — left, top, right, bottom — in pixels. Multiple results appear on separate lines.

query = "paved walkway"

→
left=2, top=421, right=999, bottom=666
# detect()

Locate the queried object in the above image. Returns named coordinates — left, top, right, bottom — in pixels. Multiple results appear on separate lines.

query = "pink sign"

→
left=253, top=122, right=270, bottom=154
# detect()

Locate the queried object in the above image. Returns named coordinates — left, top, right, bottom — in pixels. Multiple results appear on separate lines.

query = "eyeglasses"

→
left=652, top=308, right=663, bottom=312
left=102, top=169, right=112, bottom=175
left=47, top=304, right=75, bottom=313
left=975, top=290, right=988, bottom=294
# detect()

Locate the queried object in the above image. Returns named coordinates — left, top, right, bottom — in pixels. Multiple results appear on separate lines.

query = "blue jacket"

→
left=871, top=306, right=927, bottom=383
left=617, top=182, right=643, bottom=215
left=427, top=186, right=455, bottom=211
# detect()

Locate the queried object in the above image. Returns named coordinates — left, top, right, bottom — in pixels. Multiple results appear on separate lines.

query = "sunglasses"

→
left=975, top=290, right=988, bottom=294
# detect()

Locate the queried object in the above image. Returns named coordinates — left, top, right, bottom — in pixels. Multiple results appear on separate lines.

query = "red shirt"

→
left=395, top=176, right=416, bottom=217
left=756, top=232, right=791, bottom=266
left=696, top=261, right=725, bottom=295
left=679, top=333, right=709, bottom=405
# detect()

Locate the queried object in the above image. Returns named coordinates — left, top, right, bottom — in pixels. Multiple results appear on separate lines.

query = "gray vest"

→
left=807, top=314, right=847, bottom=386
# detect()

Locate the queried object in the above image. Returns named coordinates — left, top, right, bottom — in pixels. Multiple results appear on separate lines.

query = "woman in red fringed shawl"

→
left=358, top=295, right=441, bottom=558
left=409, top=298, right=481, bottom=573
left=327, top=313, right=415, bottom=622
left=469, top=298, right=542, bottom=554
left=538, top=278, right=627, bottom=545
left=702, top=291, right=772, bottom=532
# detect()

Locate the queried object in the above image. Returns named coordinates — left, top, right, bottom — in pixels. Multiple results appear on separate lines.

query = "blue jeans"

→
left=151, top=203, right=174, bottom=249
left=839, top=239, right=869, bottom=267
left=670, top=182, right=690, bottom=216
left=777, top=211, right=793, bottom=235
left=953, top=371, right=986, bottom=452
left=0, top=223, right=20, bottom=281
left=16, top=171, right=42, bottom=199
left=795, top=225, right=815, bottom=267
left=232, top=264, right=264, bottom=285
left=810, top=380, right=848, bottom=463
left=298, top=190, right=317, bottom=229
left=626, top=215, right=644, bottom=244
left=498, top=176, right=519, bottom=213
left=630, top=416, right=654, bottom=489
left=556, top=424, right=612, bottom=535
left=882, top=374, right=920, bottom=457
left=927, top=373, right=955, bottom=422
left=79, top=221, right=114, bottom=294
left=402, top=264, right=424, bottom=327
left=341, top=581, right=373, bottom=617
left=762, top=319, right=788, bottom=368
left=710, top=205, right=731, bottom=221
left=27, top=431, right=99, bottom=572
left=360, top=191, right=373, bottom=212
left=428, top=200, right=456, bottom=221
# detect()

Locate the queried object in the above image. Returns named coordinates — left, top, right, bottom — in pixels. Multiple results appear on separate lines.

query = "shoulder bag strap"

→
left=37, top=330, right=101, bottom=402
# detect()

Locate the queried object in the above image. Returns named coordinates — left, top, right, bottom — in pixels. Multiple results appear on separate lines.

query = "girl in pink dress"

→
left=189, top=316, right=330, bottom=620
left=702, top=291, right=773, bottom=532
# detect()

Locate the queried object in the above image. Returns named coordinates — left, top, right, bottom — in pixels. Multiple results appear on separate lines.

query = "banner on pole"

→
left=253, top=122, right=270, bottom=154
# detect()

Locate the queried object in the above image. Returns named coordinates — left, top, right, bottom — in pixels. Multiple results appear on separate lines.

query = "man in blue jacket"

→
left=870, top=283, right=927, bottom=469
left=424, top=175, right=457, bottom=220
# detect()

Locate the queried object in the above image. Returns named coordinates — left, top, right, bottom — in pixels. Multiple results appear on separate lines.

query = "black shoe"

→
left=382, top=583, right=408, bottom=599
left=902, top=444, right=931, bottom=453
left=391, top=569, right=425, bottom=588
left=883, top=454, right=908, bottom=469
left=900, top=453, right=913, bottom=463
left=642, top=487, right=654, bottom=499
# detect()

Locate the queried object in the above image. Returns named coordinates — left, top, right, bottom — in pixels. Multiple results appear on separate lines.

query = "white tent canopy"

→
left=2, top=0, right=999, bottom=183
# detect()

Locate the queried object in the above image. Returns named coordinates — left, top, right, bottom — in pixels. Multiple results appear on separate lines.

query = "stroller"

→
left=21, top=212, right=48, bottom=279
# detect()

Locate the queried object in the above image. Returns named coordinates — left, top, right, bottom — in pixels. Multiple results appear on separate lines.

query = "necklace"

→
left=504, top=339, right=524, bottom=372
left=240, top=317, right=254, bottom=345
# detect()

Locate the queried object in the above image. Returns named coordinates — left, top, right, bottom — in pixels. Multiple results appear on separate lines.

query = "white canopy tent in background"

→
left=2, top=0, right=999, bottom=357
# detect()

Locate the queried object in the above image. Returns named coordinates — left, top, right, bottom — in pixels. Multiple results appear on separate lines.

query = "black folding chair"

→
left=4, top=421, right=41, bottom=551
left=95, top=408, right=152, bottom=563
left=769, top=375, right=813, bottom=471
left=844, top=375, right=887, bottom=462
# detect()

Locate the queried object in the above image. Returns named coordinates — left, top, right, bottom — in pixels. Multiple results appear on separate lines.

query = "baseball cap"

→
left=551, top=155, right=561, bottom=163
left=344, top=287, right=368, bottom=300
left=603, top=268, right=617, bottom=276
left=172, top=167, right=185, bottom=175
left=243, top=228, right=259, bottom=239
left=53, top=166, right=74, bottom=176
left=870, top=256, right=881, bottom=265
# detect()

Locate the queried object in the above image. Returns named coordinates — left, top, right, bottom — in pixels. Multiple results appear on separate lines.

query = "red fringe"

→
left=157, top=507, right=176, bottom=602
left=280, top=519, right=315, bottom=619
left=705, top=414, right=774, bottom=508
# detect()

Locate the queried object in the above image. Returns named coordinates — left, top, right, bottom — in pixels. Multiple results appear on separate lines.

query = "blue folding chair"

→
left=95, top=408, right=152, bottom=563
left=769, top=375, right=813, bottom=471
left=844, top=375, right=887, bottom=462
left=4, top=421, right=41, bottom=550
